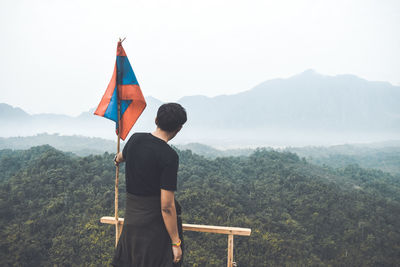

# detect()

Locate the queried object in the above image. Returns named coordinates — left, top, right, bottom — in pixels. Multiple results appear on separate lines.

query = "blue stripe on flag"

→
left=103, top=87, right=132, bottom=125
left=103, top=87, right=118, bottom=121
left=117, top=56, right=139, bottom=85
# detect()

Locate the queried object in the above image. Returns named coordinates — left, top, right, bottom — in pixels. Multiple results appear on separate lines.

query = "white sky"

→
left=0, top=0, right=399, bottom=116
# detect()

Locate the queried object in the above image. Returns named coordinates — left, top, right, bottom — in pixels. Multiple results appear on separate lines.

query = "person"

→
left=111, top=103, right=187, bottom=267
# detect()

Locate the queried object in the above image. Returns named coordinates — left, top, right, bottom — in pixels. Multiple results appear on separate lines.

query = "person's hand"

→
left=172, top=245, right=182, bottom=263
left=113, top=154, right=119, bottom=166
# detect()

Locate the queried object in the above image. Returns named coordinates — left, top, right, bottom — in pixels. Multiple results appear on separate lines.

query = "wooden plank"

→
left=101, top=216, right=124, bottom=224
left=227, top=234, right=233, bottom=267
left=182, top=224, right=251, bottom=236
left=100, top=217, right=251, bottom=236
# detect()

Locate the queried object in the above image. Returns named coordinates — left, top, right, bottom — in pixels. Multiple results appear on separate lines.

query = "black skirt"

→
left=111, top=193, right=184, bottom=267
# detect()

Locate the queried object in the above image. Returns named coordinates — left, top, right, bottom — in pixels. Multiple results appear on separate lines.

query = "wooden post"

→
left=118, top=222, right=123, bottom=237
left=227, top=234, right=234, bottom=267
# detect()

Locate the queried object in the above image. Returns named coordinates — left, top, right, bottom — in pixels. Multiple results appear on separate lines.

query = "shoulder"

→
left=168, top=147, right=179, bottom=161
left=160, top=145, right=179, bottom=166
left=164, top=143, right=178, bottom=157
left=125, top=132, right=150, bottom=145
left=132, top=132, right=149, bottom=140
left=123, top=133, right=149, bottom=154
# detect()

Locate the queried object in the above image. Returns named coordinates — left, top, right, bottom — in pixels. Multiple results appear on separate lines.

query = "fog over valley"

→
left=1, top=70, right=399, bottom=148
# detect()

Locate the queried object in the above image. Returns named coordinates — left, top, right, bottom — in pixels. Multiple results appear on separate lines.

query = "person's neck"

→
left=152, top=128, right=173, bottom=143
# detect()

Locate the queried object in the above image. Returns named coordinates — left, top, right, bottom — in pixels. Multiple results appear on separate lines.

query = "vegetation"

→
left=176, top=143, right=254, bottom=158
left=289, top=146, right=400, bottom=175
left=179, top=142, right=400, bottom=175
left=2, top=134, right=400, bottom=175
left=1, top=146, right=399, bottom=266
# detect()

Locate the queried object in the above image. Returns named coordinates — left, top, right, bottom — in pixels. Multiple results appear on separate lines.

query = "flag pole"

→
left=115, top=37, right=126, bottom=247
left=115, top=97, right=121, bottom=247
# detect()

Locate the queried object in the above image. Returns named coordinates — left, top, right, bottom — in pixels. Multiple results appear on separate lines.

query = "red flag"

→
left=94, top=41, right=146, bottom=140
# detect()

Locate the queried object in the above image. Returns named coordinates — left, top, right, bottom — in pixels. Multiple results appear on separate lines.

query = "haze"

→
left=0, top=0, right=399, bottom=116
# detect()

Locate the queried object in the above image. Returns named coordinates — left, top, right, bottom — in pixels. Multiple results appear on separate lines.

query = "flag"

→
left=94, top=41, right=146, bottom=140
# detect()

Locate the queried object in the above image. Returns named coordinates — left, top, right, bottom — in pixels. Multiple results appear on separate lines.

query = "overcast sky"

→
left=0, top=0, right=399, bottom=116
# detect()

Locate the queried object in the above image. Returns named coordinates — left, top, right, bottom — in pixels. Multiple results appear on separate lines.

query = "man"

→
left=112, top=103, right=187, bottom=267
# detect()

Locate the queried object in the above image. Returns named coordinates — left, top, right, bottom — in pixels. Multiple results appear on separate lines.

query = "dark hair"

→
left=156, top=103, right=187, bottom=132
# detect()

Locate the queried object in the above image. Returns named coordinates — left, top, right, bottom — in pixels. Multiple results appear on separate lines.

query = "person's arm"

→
left=161, top=189, right=182, bottom=263
left=114, top=152, right=125, bottom=166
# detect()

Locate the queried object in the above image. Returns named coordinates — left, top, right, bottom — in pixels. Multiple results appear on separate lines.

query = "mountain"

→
left=241, top=70, right=400, bottom=132
left=0, top=104, right=30, bottom=119
left=1, top=70, right=399, bottom=146
left=178, top=69, right=400, bottom=146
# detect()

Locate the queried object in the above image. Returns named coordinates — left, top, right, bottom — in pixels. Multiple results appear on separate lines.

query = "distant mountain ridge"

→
left=179, top=69, right=399, bottom=131
left=1, top=70, right=399, bottom=146
left=0, top=103, right=30, bottom=119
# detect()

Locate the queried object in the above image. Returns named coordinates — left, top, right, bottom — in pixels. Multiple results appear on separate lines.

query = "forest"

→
left=1, top=145, right=400, bottom=266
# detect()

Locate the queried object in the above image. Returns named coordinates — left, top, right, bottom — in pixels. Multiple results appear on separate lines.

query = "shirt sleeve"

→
left=122, top=143, right=128, bottom=160
left=160, top=152, right=179, bottom=191
left=122, top=134, right=134, bottom=159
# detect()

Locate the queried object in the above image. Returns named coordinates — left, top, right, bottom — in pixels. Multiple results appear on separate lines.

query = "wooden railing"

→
left=100, top=216, right=251, bottom=267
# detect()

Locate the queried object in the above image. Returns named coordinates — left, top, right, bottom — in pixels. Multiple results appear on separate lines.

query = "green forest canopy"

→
left=1, top=145, right=399, bottom=266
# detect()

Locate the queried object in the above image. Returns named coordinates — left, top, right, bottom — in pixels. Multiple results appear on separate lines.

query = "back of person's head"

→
left=156, top=103, right=187, bottom=132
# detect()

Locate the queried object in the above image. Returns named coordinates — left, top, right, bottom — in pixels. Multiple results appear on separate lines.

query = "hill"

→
left=285, top=141, right=400, bottom=175
left=177, top=141, right=400, bottom=175
left=1, top=134, right=399, bottom=175
left=1, top=70, right=399, bottom=146
left=1, top=146, right=399, bottom=266
left=0, top=133, right=117, bottom=156
left=176, top=142, right=254, bottom=158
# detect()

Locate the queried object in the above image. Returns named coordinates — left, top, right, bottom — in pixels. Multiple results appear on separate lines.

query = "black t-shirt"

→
left=122, top=133, right=179, bottom=196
